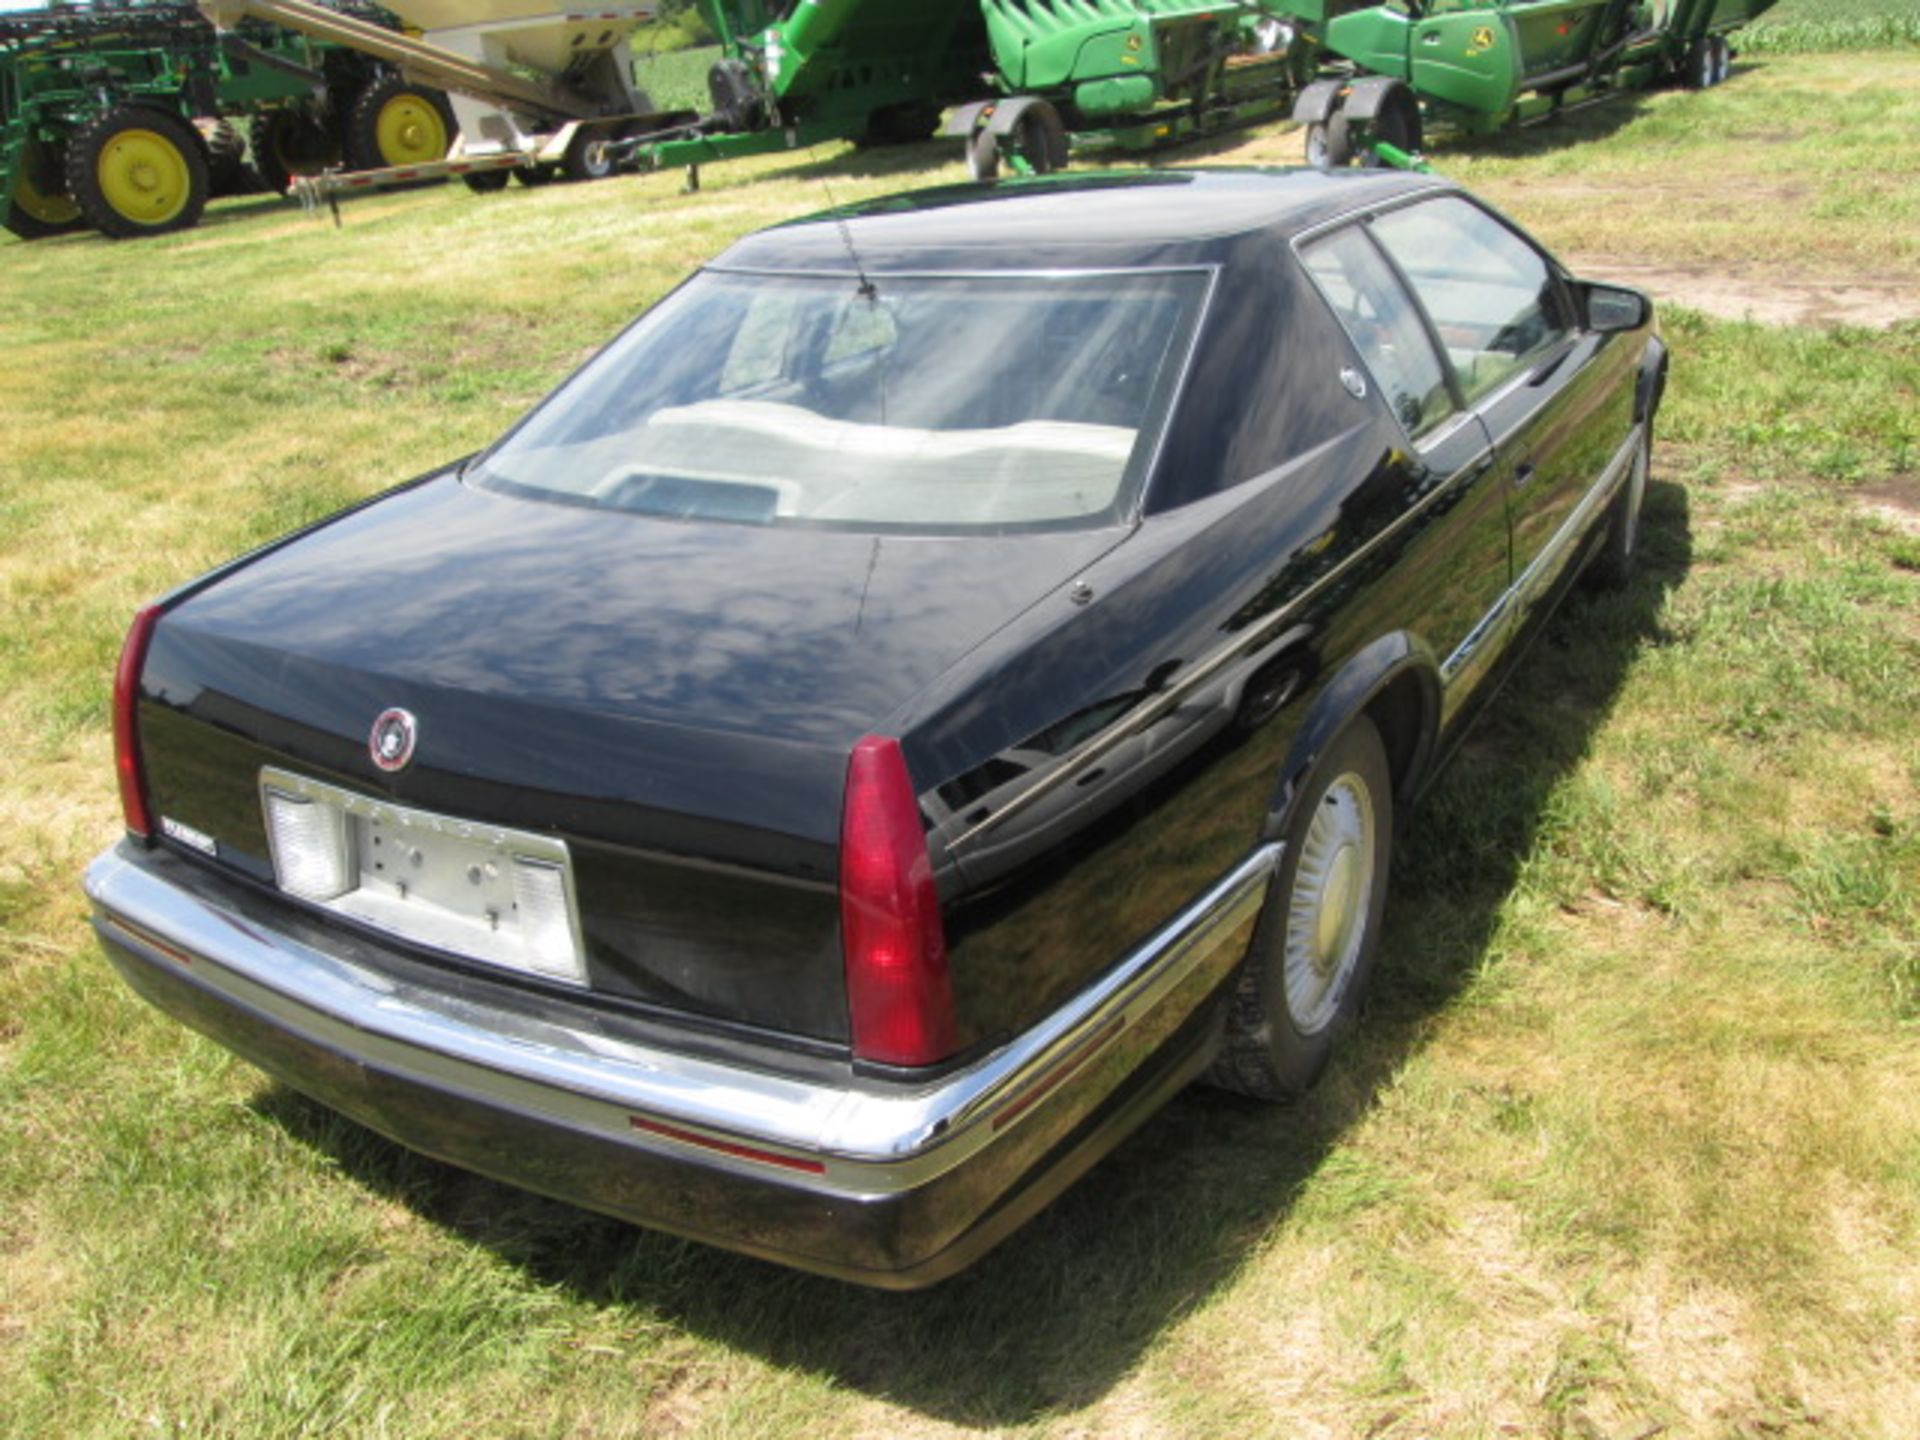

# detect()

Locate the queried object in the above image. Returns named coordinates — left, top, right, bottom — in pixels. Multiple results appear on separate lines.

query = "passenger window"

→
left=1370, top=196, right=1570, bottom=402
left=1300, top=227, right=1456, bottom=439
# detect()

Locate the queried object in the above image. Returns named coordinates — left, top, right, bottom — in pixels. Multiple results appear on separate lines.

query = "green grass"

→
left=1747, top=0, right=1920, bottom=52
left=3, top=47, right=1919, bottom=1440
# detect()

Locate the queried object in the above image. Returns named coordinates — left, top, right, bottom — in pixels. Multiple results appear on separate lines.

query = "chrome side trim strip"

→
left=949, top=421, right=1481, bottom=851
left=87, top=840, right=1278, bottom=1198
left=1440, top=422, right=1643, bottom=684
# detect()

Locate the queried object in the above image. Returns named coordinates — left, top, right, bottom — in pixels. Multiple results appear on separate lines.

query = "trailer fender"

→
left=1291, top=78, right=1346, bottom=128
left=1342, top=77, right=1420, bottom=137
left=954, top=97, right=1068, bottom=181
left=947, top=96, right=1062, bottom=145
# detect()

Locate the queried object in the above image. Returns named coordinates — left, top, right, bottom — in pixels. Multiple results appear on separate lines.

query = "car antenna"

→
left=818, top=174, right=878, bottom=302
left=817, top=173, right=888, bottom=423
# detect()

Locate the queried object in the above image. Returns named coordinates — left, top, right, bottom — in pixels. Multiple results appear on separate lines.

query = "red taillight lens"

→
left=113, top=603, right=161, bottom=840
left=840, top=734, right=955, bottom=1067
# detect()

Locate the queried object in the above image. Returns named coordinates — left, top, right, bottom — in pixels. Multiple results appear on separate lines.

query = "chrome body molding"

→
left=948, top=419, right=1486, bottom=852
left=1441, top=421, right=1644, bottom=683
left=85, top=839, right=1277, bottom=1199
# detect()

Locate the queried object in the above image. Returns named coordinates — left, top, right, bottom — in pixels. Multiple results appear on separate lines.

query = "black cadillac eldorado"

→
left=86, top=168, right=1666, bottom=1287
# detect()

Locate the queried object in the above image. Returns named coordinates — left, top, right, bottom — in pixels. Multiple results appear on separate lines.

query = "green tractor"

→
left=1, top=1, right=453, bottom=243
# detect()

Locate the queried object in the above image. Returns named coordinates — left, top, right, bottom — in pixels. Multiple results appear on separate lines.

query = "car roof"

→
left=712, top=168, right=1451, bottom=274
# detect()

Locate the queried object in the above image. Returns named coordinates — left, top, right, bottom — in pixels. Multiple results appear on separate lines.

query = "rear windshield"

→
left=468, top=268, right=1211, bottom=532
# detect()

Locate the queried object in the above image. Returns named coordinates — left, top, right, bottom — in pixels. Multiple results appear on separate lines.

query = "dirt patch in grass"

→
left=1854, top=475, right=1920, bottom=535
left=1562, top=255, right=1920, bottom=328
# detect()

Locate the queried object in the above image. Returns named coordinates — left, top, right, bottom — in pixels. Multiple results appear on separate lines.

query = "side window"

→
left=1300, top=227, right=1456, bottom=439
left=1370, top=196, right=1570, bottom=402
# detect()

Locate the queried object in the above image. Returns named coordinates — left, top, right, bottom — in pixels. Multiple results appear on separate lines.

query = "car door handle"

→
left=1513, top=461, right=1537, bottom=489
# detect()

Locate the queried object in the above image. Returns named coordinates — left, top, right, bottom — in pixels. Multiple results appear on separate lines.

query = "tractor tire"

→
left=194, top=118, right=250, bottom=198
left=4, top=138, right=86, bottom=240
left=250, top=109, right=339, bottom=196
left=65, top=105, right=209, bottom=240
left=343, top=74, right=455, bottom=172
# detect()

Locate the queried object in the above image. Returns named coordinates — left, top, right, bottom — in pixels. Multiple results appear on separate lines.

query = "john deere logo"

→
left=1469, top=25, right=1495, bottom=53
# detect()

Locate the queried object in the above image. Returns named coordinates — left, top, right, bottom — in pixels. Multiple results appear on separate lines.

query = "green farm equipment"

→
left=1, top=1, right=453, bottom=242
left=1291, top=0, right=1781, bottom=164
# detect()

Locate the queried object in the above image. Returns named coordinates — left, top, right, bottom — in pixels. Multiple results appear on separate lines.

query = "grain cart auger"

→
left=200, top=0, right=700, bottom=197
left=1, top=1, right=453, bottom=243
left=1290, top=0, right=1780, bottom=166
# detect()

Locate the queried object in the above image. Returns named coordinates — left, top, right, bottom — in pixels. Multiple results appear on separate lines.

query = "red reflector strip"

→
left=992, top=1015, right=1127, bottom=1133
left=107, top=917, right=193, bottom=967
left=628, top=1116, right=825, bottom=1175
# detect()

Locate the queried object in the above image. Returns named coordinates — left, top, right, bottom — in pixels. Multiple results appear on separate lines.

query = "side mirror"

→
left=1578, top=280, right=1652, bottom=334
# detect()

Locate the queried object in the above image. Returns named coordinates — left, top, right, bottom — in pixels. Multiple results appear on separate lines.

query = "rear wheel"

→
left=1686, top=36, right=1718, bottom=89
left=1207, top=717, right=1394, bottom=1100
left=461, top=168, right=512, bottom=193
left=194, top=117, right=250, bottom=197
left=515, top=164, right=557, bottom=187
left=65, top=106, right=209, bottom=239
left=562, top=126, right=616, bottom=182
left=4, top=139, right=86, bottom=240
left=250, top=108, right=339, bottom=195
left=344, top=75, right=454, bottom=171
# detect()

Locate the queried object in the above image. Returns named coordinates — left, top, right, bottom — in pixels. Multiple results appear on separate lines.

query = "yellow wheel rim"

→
left=96, top=128, right=191, bottom=226
left=374, top=94, right=448, bottom=166
left=12, top=151, right=82, bottom=226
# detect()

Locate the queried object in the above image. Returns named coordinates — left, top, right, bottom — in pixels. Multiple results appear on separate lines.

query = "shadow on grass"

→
left=252, top=480, right=1691, bottom=1426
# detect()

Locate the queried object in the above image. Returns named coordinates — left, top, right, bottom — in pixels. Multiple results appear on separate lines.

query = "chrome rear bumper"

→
left=87, top=839, right=1273, bottom=1285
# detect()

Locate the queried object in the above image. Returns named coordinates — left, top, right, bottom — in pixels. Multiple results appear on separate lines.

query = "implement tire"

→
left=65, top=105, right=209, bottom=240
left=5, top=138, right=86, bottom=240
left=250, top=109, right=338, bottom=196
left=344, top=75, right=455, bottom=172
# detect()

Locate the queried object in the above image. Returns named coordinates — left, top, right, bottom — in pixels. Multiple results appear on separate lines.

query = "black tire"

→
left=4, top=138, right=86, bottom=240
left=1310, top=110, right=1358, bottom=168
left=1206, top=716, right=1394, bottom=1101
left=1586, top=424, right=1652, bottom=590
left=194, top=117, right=250, bottom=198
left=1355, top=89, right=1422, bottom=168
left=461, top=168, right=512, bottom=193
left=1686, top=36, right=1717, bottom=89
left=1713, top=35, right=1733, bottom=85
left=250, top=108, right=339, bottom=195
left=343, top=75, right=455, bottom=172
left=562, top=126, right=617, bottom=182
left=863, top=101, right=943, bottom=147
left=515, top=164, right=558, bottom=187
left=968, top=102, right=1069, bottom=182
left=65, top=105, right=209, bottom=240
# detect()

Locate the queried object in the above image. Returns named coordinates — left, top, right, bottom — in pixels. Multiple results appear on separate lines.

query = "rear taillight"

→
left=840, top=734, right=955, bottom=1067
left=113, top=603, right=161, bottom=840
